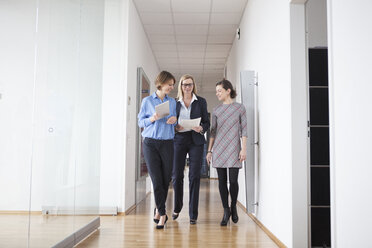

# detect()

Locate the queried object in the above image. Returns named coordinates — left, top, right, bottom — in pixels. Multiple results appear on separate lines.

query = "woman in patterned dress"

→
left=206, top=79, right=247, bottom=226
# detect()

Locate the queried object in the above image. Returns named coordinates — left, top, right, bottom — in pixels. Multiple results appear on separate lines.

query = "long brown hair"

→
left=216, top=79, right=237, bottom=99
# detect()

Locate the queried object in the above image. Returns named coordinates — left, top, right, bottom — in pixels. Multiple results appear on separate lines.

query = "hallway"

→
left=77, top=179, right=278, bottom=247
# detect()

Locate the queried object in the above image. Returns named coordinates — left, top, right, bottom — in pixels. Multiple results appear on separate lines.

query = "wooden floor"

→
left=78, top=179, right=278, bottom=248
left=0, top=179, right=279, bottom=247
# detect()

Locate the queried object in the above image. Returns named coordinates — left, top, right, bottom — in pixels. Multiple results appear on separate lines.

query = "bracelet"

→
left=207, top=151, right=212, bottom=154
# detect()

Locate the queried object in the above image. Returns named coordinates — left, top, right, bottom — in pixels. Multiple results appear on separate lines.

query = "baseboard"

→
left=236, top=201, right=247, bottom=212
left=0, top=211, right=42, bottom=215
left=118, top=192, right=152, bottom=216
left=42, top=206, right=117, bottom=216
left=247, top=213, right=287, bottom=248
left=52, top=216, right=100, bottom=248
left=118, top=204, right=136, bottom=216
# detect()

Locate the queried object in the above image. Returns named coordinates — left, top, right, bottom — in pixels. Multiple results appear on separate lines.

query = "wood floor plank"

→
left=0, top=179, right=280, bottom=247
left=77, top=179, right=279, bottom=248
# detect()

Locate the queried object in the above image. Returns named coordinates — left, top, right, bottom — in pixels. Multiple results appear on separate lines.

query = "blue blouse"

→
left=138, top=92, right=177, bottom=140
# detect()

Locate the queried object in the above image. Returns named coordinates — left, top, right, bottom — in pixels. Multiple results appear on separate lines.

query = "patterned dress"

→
left=210, top=102, right=247, bottom=168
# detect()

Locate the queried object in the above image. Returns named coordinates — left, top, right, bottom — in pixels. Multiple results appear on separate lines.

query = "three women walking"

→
left=138, top=71, right=247, bottom=228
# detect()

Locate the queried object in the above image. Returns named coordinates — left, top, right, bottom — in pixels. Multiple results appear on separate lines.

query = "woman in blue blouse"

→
left=138, top=71, right=177, bottom=229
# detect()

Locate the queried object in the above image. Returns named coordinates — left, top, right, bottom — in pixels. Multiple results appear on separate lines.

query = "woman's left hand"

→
left=166, top=116, right=177, bottom=124
left=191, top=126, right=203, bottom=133
left=239, top=149, right=246, bottom=163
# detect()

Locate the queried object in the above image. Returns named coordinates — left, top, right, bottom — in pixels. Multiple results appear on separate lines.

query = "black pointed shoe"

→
left=231, top=205, right=239, bottom=223
left=156, top=215, right=168, bottom=229
left=153, top=208, right=159, bottom=224
left=220, top=208, right=231, bottom=226
left=172, top=212, right=179, bottom=220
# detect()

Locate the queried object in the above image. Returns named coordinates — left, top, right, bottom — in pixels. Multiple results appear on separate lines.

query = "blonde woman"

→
left=172, top=75, right=210, bottom=224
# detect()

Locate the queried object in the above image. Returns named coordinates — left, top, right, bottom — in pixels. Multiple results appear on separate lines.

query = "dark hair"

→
left=155, top=71, right=176, bottom=90
left=216, top=79, right=237, bottom=99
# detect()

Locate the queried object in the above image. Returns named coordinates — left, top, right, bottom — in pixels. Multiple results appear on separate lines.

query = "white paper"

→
left=155, top=101, right=170, bottom=118
left=179, top=117, right=201, bottom=129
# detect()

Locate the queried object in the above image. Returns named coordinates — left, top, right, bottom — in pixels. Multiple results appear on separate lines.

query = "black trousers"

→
left=143, top=137, right=174, bottom=216
left=172, top=132, right=204, bottom=220
left=216, top=168, right=239, bottom=209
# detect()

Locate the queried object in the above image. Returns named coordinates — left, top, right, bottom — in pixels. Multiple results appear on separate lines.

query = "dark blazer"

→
left=176, top=95, right=210, bottom=145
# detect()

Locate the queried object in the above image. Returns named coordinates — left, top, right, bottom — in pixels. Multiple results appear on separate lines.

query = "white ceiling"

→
left=133, top=0, right=248, bottom=92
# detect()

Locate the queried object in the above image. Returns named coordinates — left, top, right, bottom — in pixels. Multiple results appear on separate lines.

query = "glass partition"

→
left=29, top=0, right=104, bottom=247
left=0, top=1, right=38, bottom=247
left=0, top=0, right=103, bottom=247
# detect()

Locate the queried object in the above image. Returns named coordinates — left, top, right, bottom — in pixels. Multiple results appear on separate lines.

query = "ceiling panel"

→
left=204, top=58, right=226, bottom=64
left=176, top=35, right=207, bottom=44
left=178, top=51, right=205, bottom=58
left=175, top=25, right=209, bottom=35
left=212, top=0, right=247, bottom=13
left=177, top=44, right=206, bottom=52
left=178, top=58, right=205, bottom=64
left=171, top=0, right=211, bottom=12
left=207, top=35, right=234, bottom=44
left=134, top=0, right=248, bottom=90
left=204, top=64, right=225, bottom=70
left=148, top=34, right=176, bottom=43
left=209, top=24, right=238, bottom=35
left=206, top=44, right=231, bottom=53
left=157, top=58, right=180, bottom=64
left=144, top=25, right=174, bottom=35
left=152, top=43, right=178, bottom=51
left=154, top=51, right=178, bottom=58
left=173, top=13, right=210, bottom=25
left=210, top=13, right=242, bottom=25
left=134, top=0, right=171, bottom=12
left=205, top=51, right=229, bottom=58
left=140, top=13, right=173, bottom=24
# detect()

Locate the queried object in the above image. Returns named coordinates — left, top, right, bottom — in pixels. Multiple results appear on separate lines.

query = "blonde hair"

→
left=177, top=74, right=198, bottom=99
left=155, top=71, right=176, bottom=90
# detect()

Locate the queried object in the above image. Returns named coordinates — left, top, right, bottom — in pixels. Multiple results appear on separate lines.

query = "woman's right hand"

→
left=175, top=124, right=184, bottom=131
left=206, top=152, right=212, bottom=165
left=150, top=113, right=159, bottom=123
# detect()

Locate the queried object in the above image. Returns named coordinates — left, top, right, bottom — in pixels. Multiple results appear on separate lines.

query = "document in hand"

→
left=178, top=117, right=201, bottom=129
left=155, top=101, right=170, bottom=118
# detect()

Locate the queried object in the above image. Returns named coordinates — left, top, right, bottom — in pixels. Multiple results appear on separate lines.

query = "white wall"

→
left=99, top=0, right=129, bottom=211
left=226, top=0, right=296, bottom=246
left=100, top=0, right=159, bottom=212
left=328, top=0, right=372, bottom=246
left=123, top=0, right=159, bottom=211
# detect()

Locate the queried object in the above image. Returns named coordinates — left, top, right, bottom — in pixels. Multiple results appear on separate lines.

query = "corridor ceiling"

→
left=133, top=0, right=248, bottom=93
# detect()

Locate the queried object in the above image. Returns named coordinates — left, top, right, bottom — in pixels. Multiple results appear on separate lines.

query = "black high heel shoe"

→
left=153, top=208, right=159, bottom=224
left=231, top=205, right=239, bottom=223
left=172, top=212, right=179, bottom=220
left=220, top=208, right=231, bottom=226
left=156, top=215, right=168, bottom=229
